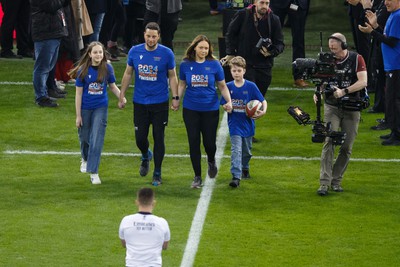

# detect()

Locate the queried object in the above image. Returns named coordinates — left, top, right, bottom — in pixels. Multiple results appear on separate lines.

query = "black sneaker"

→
left=48, top=89, right=65, bottom=99
left=371, top=122, right=389, bottom=130
left=139, top=150, right=153, bottom=176
left=0, top=50, right=22, bottom=59
left=55, top=87, right=67, bottom=95
left=229, top=178, right=240, bottom=188
left=381, top=137, right=400, bottom=146
left=191, top=176, right=202, bottom=189
left=380, top=133, right=393, bottom=140
left=152, top=175, right=162, bottom=186
left=208, top=161, right=218, bottom=178
left=17, top=50, right=34, bottom=58
left=317, top=185, right=329, bottom=196
left=36, top=97, right=58, bottom=108
left=242, top=169, right=250, bottom=179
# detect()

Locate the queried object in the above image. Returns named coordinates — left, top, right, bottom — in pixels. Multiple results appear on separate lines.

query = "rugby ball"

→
left=245, top=100, right=263, bottom=118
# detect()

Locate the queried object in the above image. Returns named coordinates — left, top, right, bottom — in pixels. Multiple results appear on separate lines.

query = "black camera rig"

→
left=288, top=32, right=347, bottom=145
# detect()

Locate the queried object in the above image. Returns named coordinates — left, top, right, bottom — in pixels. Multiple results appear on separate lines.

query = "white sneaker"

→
left=90, top=173, right=101, bottom=185
left=80, top=159, right=87, bottom=173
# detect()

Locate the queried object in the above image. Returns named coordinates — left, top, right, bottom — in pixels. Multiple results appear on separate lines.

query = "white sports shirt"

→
left=119, top=212, right=170, bottom=267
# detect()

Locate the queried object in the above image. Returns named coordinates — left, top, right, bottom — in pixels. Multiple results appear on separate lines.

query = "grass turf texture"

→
left=1, top=0, right=399, bottom=266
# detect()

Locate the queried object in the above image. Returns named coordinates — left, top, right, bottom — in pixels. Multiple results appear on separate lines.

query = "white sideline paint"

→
left=179, top=112, right=229, bottom=267
left=4, top=150, right=400, bottom=162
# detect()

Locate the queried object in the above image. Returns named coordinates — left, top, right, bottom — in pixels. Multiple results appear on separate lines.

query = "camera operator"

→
left=221, top=0, right=284, bottom=97
left=358, top=0, right=400, bottom=146
left=316, top=33, right=367, bottom=196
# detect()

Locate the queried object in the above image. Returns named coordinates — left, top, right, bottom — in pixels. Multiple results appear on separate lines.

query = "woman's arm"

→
left=75, top=86, right=83, bottom=128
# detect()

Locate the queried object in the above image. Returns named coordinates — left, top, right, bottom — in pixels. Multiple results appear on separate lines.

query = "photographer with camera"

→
left=316, top=33, right=368, bottom=196
left=221, top=0, right=284, bottom=97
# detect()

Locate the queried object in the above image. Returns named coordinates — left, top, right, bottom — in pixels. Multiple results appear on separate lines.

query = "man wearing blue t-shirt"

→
left=119, top=22, right=179, bottom=185
left=359, top=0, right=400, bottom=145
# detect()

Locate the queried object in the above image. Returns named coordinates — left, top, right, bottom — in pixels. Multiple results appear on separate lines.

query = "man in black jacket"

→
left=30, top=0, right=69, bottom=107
left=221, top=0, right=284, bottom=96
left=270, top=0, right=310, bottom=88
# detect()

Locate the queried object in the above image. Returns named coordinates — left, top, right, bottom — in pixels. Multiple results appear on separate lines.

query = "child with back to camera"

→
left=221, top=56, right=267, bottom=188
left=68, top=41, right=126, bottom=185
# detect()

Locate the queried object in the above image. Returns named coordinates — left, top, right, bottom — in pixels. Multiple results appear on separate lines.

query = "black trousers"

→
left=183, top=108, right=219, bottom=177
left=271, top=4, right=308, bottom=80
left=108, top=0, right=126, bottom=42
left=385, top=70, right=400, bottom=136
left=0, top=0, right=32, bottom=53
left=143, top=5, right=180, bottom=50
left=133, top=101, right=169, bottom=171
left=123, top=2, right=145, bottom=48
left=244, top=66, right=272, bottom=96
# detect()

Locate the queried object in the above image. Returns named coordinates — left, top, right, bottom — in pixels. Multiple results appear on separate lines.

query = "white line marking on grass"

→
left=179, top=112, right=229, bottom=267
left=3, top=150, right=400, bottom=162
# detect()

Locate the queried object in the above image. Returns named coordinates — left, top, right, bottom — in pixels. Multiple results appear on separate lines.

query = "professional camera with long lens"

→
left=292, top=51, right=337, bottom=80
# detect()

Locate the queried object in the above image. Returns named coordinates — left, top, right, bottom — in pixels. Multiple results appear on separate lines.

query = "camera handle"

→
left=315, top=83, right=323, bottom=125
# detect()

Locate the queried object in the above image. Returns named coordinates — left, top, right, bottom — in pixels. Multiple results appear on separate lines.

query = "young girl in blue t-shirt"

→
left=68, top=42, right=126, bottom=184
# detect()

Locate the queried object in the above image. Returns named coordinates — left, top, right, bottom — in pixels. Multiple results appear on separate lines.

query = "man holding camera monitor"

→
left=316, top=33, right=368, bottom=196
left=221, top=0, right=284, bottom=97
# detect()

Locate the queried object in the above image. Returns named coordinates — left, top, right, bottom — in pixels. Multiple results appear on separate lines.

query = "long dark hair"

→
left=68, top=42, right=108, bottom=83
left=183, top=35, right=216, bottom=61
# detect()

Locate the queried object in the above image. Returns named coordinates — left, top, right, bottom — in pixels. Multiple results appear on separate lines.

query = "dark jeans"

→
left=183, top=108, right=219, bottom=177
left=33, top=38, right=61, bottom=101
left=133, top=101, right=169, bottom=171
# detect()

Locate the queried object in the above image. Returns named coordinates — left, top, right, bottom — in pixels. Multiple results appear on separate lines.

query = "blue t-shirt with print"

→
left=179, top=59, right=225, bottom=111
left=221, top=80, right=265, bottom=137
left=76, top=64, right=116, bottom=110
left=382, top=9, right=400, bottom=71
left=127, top=43, right=175, bottom=104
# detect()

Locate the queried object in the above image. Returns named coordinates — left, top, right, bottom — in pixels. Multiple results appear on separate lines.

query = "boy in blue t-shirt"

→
left=221, top=56, right=267, bottom=188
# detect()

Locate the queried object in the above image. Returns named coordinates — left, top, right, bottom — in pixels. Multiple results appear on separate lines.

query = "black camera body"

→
left=293, top=52, right=337, bottom=80
left=256, top=37, right=272, bottom=50
left=323, top=85, right=370, bottom=111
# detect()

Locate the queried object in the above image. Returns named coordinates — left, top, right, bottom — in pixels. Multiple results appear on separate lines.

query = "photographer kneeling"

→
left=315, top=33, right=367, bottom=196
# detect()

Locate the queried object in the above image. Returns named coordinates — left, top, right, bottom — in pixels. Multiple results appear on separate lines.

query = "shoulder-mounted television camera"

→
left=292, top=51, right=337, bottom=81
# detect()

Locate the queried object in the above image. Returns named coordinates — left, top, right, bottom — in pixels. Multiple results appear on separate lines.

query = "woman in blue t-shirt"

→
left=68, top=42, right=126, bottom=184
left=177, top=35, right=232, bottom=189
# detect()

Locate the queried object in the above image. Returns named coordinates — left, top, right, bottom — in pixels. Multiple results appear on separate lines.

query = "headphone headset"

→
left=328, top=35, right=348, bottom=50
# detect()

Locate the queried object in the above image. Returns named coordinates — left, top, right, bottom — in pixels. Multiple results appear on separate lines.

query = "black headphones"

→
left=328, top=35, right=348, bottom=50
